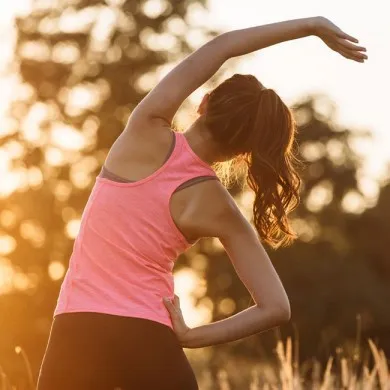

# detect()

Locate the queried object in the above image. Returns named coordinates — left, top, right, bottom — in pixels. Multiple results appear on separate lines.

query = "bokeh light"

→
left=174, top=268, right=212, bottom=327
left=48, top=261, right=66, bottom=281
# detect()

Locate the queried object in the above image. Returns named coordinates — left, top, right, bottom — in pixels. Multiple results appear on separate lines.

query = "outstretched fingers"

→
left=337, top=38, right=367, bottom=53
left=336, top=30, right=359, bottom=43
left=334, top=38, right=368, bottom=62
left=337, top=47, right=365, bottom=62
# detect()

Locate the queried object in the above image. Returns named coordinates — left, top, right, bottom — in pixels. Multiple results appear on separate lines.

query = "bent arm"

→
left=183, top=232, right=291, bottom=348
left=183, top=307, right=287, bottom=349
left=130, top=18, right=316, bottom=126
left=180, top=182, right=290, bottom=348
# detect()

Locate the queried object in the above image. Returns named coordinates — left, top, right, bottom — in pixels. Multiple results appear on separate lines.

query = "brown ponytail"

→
left=204, top=74, right=302, bottom=248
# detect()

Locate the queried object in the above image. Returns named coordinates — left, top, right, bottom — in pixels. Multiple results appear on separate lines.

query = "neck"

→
left=183, top=116, right=224, bottom=165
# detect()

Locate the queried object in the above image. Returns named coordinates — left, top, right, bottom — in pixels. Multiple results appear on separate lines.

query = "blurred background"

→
left=0, top=0, right=389, bottom=389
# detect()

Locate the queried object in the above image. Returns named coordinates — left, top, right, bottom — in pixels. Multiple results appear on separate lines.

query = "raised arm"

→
left=129, top=16, right=366, bottom=128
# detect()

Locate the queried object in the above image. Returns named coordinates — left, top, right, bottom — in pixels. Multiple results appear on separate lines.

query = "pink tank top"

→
left=54, top=131, right=218, bottom=329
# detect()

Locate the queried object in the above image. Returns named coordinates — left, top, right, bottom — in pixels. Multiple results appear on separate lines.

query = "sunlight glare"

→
left=20, top=102, right=49, bottom=143
left=45, top=147, right=66, bottom=166
left=305, top=181, right=334, bottom=213
left=358, top=176, right=379, bottom=207
left=140, top=27, right=178, bottom=52
left=50, top=123, right=85, bottom=151
left=0, top=77, right=19, bottom=136
left=142, top=0, right=169, bottom=19
left=65, top=219, right=81, bottom=239
left=218, top=298, right=236, bottom=316
left=28, top=167, right=43, bottom=188
left=13, top=272, right=34, bottom=291
left=52, top=42, right=80, bottom=64
left=89, top=6, right=116, bottom=52
left=165, top=17, right=187, bottom=37
left=20, top=40, right=51, bottom=61
left=326, top=139, right=347, bottom=166
left=239, top=190, right=255, bottom=220
left=135, top=71, right=158, bottom=94
left=190, top=254, right=208, bottom=272
left=0, top=210, right=17, bottom=229
left=67, top=84, right=101, bottom=111
left=69, top=156, right=99, bottom=189
left=48, top=261, right=65, bottom=281
left=0, top=235, right=17, bottom=256
left=53, top=180, right=72, bottom=202
left=19, top=220, right=46, bottom=248
left=0, top=258, right=14, bottom=294
left=0, top=171, right=26, bottom=198
left=0, top=2, right=31, bottom=23
left=0, top=149, right=10, bottom=172
left=58, top=7, right=98, bottom=34
left=3, top=141, right=24, bottom=160
left=292, top=217, right=320, bottom=242
left=174, top=268, right=212, bottom=327
left=300, top=142, right=327, bottom=162
left=342, top=191, right=366, bottom=214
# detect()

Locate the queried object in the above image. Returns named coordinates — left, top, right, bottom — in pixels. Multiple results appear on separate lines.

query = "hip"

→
left=37, top=312, right=198, bottom=390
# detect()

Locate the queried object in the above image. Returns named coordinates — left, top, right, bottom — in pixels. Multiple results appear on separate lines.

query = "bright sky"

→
left=205, top=0, right=390, bottom=181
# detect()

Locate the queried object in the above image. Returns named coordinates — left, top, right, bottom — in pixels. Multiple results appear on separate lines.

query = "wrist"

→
left=305, top=16, right=321, bottom=36
left=180, top=327, right=198, bottom=349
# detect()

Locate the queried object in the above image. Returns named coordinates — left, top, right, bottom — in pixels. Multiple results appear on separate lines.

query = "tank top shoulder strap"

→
left=175, top=132, right=218, bottom=179
left=175, top=132, right=217, bottom=174
left=162, top=131, right=219, bottom=193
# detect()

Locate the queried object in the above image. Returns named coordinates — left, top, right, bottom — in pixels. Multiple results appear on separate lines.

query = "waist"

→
left=53, top=311, right=175, bottom=334
left=54, top=268, right=175, bottom=329
left=54, top=306, right=173, bottom=330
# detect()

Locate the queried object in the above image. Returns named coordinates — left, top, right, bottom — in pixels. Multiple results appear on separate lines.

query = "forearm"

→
left=133, top=17, right=319, bottom=123
left=216, top=17, right=316, bottom=60
left=182, top=304, right=288, bottom=349
left=189, top=18, right=315, bottom=74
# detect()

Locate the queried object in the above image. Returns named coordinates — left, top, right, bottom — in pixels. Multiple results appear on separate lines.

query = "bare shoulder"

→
left=104, top=114, right=173, bottom=176
left=181, top=179, right=253, bottom=242
left=119, top=114, right=172, bottom=156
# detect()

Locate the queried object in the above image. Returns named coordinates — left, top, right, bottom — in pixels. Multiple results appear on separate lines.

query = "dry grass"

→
left=1, top=338, right=389, bottom=389
left=194, top=338, right=389, bottom=390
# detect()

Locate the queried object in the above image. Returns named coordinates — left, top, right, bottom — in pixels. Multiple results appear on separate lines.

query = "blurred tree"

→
left=0, top=0, right=389, bottom=384
left=199, top=96, right=390, bottom=366
left=0, top=0, right=219, bottom=385
left=346, top=181, right=390, bottom=352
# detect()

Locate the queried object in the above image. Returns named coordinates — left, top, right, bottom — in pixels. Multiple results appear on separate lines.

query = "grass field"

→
left=1, top=336, right=389, bottom=389
left=193, top=338, right=389, bottom=389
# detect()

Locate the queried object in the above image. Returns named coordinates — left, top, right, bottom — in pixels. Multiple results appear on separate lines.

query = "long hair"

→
left=204, top=74, right=302, bottom=249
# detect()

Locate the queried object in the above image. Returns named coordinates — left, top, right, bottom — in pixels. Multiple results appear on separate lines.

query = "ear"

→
left=197, top=93, right=210, bottom=115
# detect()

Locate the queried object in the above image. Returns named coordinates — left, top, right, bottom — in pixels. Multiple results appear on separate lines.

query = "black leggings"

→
left=36, top=312, right=198, bottom=390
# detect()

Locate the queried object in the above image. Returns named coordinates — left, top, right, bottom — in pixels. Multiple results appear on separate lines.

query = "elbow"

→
left=258, top=301, right=291, bottom=326
left=276, top=303, right=291, bottom=324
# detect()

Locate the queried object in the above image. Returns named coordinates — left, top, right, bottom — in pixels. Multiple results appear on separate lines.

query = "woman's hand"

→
left=310, top=16, right=367, bottom=63
left=163, top=295, right=193, bottom=347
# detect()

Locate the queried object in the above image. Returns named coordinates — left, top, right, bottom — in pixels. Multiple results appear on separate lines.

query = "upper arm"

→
left=127, top=36, right=226, bottom=129
left=183, top=181, right=290, bottom=312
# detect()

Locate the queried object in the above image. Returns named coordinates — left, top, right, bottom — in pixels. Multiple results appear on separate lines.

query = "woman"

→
left=37, top=16, right=367, bottom=390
